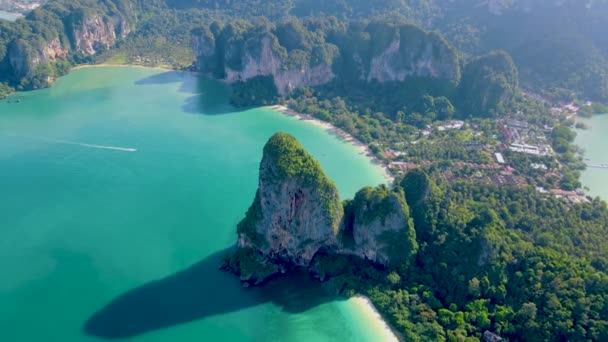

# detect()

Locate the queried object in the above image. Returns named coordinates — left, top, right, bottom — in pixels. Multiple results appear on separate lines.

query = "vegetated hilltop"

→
left=192, top=17, right=460, bottom=98
left=2, top=0, right=607, bottom=103
left=226, top=132, right=608, bottom=341
left=225, top=132, right=418, bottom=284
left=0, top=0, right=135, bottom=93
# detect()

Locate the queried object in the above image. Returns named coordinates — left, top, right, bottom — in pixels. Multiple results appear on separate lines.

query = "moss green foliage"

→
left=194, top=17, right=341, bottom=77
left=227, top=247, right=278, bottom=283
left=263, top=132, right=342, bottom=232
left=351, top=185, right=398, bottom=224
left=348, top=185, right=418, bottom=267
left=234, top=157, right=608, bottom=339
left=264, top=132, right=331, bottom=187
left=229, top=75, right=278, bottom=107
left=551, top=125, right=576, bottom=154
left=236, top=190, right=266, bottom=246
left=0, top=82, right=13, bottom=98
left=0, top=0, right=134, bottom=90
left=399, top=169, right=442, bottom=242
left=316, top=168, right=608, bottom=340
left=459, top=51, right=519, bottom=117
left=579, top=102, right=608, bottom=117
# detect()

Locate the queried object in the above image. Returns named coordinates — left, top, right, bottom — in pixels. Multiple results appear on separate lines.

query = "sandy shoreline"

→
left=71, top=63, right=204, bottom=76
left=269, top=105, right=394, bottom=183
left=351, top=296, right=401, bottom=342
left=270, top=104, right=399, bottom=340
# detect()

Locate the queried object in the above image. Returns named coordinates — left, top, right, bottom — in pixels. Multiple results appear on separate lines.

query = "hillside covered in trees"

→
left=228, top=133, right=608, bottom=341
left=170, top=0, right=608, bottom=102
left=2, top=0, right=606, bottom=104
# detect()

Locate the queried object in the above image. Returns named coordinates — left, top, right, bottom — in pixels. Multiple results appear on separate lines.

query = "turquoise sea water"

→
left=0, top=10, right=22, bottom=21
left=0, top=67, right=390, bottom=341
left=576, top=114, right=608, bottom=200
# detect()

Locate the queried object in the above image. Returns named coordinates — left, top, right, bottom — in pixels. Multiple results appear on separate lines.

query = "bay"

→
left=0, top=66, right=393, bottom=341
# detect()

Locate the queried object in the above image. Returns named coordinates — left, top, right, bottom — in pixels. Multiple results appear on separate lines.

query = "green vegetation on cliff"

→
left=240, top=132, right=342, bottom=235
left=459, top=51, right=519, bottom=117
left=263, top=132, right=335, bottom=188
left=0, top=0, right=134, bottom=90
left=348, top=185, right=418, bottom=267
left=324, top=169, right=608, bottom=341
left=231, top=135, right=608, bottom=340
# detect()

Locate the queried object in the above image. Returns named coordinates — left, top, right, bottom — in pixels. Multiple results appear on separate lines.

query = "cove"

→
left=0, top=66, right=392, bottom=341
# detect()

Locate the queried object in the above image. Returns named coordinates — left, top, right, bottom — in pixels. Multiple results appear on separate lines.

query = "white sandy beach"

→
left=269, top=105, right=394, bottom=183
left=270, top=104, right=399, bottom=341
left=72, top=63, right=182, bottom=73
left=351, top=296, right=401, bottom=342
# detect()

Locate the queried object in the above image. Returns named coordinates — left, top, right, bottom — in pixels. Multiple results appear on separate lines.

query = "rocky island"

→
left=223, top=132, right=418, bottom=285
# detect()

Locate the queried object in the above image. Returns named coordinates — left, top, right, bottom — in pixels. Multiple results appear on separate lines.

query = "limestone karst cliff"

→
left=0, top=0, right=132, bottom=89
left=224, top=132, right=418, bottom=285
left=192, top=19, right=460, bottom=96
left=345, top=185, right=417, bottom=267
left=234, top=132, right=343, bottom=270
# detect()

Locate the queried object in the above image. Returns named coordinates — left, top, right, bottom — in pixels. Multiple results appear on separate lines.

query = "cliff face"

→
left=193, top=32, right=334, bottom=95
left=227, top=133, right=418, bottom=285
left=366, top=30, right=460, bottom=83
left=192, top=20, right=460, bottom=95
left=3, top=4, right=131, bottom=88
left=72, top=14, right=131, bottom=55
left=8, top=37, right=69, bottom=80
left=237, top=133, right=343, bottom=267
left=347, top=186, right=417, bottom=266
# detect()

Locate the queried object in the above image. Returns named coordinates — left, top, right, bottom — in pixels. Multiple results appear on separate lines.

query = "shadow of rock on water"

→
left=83, top=247, right=343, bottom=340
left=134, top=71, right=252, bottom=116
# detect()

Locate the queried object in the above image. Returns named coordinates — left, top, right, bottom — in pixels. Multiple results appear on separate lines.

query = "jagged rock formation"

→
left=0, top=0, right=133, bottom=89
left=192, top=19, right=460, bottom=95
left=362, top=23, right=460, bottom=84
left=72, top=14, right=131, bottom=55
left=7, top=38, right=69, bottom=80
left=192, top=24, right=336, bottom=95
left=458, top=51, right=519, bottom=117
left=225, top=133, right=418, bottom=285
left=399, top=168, right=443, bottom=242
left=236, top=132, right=343, bottom=267
left=345, top=185, right=417, bottom=267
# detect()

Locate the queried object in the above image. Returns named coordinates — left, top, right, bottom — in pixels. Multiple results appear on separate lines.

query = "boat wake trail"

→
left=15, top=135, right=138, bottom=152
left=70, top=142, right=137, bottom=152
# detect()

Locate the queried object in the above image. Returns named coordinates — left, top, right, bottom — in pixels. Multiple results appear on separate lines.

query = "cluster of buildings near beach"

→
left=382, top=115, right=590, bottom=205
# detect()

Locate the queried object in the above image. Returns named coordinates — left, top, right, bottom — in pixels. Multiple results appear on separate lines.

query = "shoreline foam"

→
left=351, top=296, right=401, bottom=342
left=268, top=105, right=394, bottom=184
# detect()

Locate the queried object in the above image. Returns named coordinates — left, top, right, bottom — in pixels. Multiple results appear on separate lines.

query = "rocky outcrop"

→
left=346, top=186, right=417, bottom=266
left=236, top=133, right=343, bottom=269
left=366, top=31, right=460, bottom=83
left=192, top=20, right=460, bottom=95
left=226, top=133, right=418, bottom=285
left=2, top=2, right=131, bottom=88
left=72, top=14, right=131, bottom=55
left=193, top=31, right=335, bottom=95
left=7, top=37, right=68, bottom=80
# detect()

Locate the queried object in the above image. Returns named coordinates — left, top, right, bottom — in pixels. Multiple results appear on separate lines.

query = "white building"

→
left=495, top=153, right=505, bottom=164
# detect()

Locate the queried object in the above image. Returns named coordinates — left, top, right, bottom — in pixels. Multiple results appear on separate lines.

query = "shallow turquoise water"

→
left=0, top=10, right=21, bottom=21
left=576, top=114, right=608, bottom=200
left=0, top=67, right=389, bottom=341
